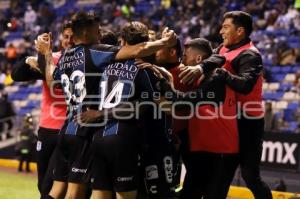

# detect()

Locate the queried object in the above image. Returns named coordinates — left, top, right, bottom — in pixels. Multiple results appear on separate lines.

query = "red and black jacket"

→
left=217, top=38, right=264, bottom=117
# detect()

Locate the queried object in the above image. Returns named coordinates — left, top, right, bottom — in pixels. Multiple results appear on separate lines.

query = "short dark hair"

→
left=223, top=11, right=253, bottom=37
left=99, top=28, right=118, bottom=45
left=120, top=21, right=149, bottom=45
left=61, top=21, right=72, bottom=33
left=184, top=38, right=212, bottom=59
left=171, top=38, right=182, bottom=60
left=71, top=11, right=99, bottom=38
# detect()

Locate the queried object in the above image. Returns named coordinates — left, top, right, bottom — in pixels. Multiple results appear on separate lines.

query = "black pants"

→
left=18, top=153, right=31, bottom=172
left=36, top=127, right=59, bottom=198
left=180, top=152, right=238, bottom=199
left=238, top=116, right=272, bottom=199
left=177, top=129, right=190, bottom=170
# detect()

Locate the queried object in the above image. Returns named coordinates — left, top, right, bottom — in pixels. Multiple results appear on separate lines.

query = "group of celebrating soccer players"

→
left=12, top=9, right=272, bottom=199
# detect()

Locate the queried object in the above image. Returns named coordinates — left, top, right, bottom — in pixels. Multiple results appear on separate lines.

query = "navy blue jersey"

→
left=96, top=59, right=162, bottom=136
left=53, top=44, right=120, bottom=136
left=95, top=58, right=179, bottom=195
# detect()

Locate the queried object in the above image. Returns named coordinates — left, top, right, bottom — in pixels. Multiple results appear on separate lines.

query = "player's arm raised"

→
left=12, top=33, right=50, bottom=81
left=140, top=63, right=226, bottom=111
left=179, top=54, right=225, bottom=85
left=37, top=33, right=56, bottom=88
left=12, top=56, right=44, bottom=81
left=115, top=27, right=177, bottom=60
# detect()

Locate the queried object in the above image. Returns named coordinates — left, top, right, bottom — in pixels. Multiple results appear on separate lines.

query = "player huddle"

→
left=13, top=9, right=272, bottom=199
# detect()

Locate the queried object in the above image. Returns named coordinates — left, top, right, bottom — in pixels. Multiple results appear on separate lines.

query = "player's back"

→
left=96, top=58, right=159, bottom=137
left=55, top=44, right=119, bottom=136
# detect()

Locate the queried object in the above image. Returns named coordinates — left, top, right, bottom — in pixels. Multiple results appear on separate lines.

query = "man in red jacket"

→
left=215, top=11, right=272, bottom=199
left=179, top=11, right=272, bottom=199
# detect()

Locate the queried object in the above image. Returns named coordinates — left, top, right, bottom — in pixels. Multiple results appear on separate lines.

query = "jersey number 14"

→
left=99, top=81, right=125, bottom=110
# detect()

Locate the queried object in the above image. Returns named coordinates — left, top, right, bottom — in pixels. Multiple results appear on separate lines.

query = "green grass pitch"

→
left=0, top=168, right=39, bottom=199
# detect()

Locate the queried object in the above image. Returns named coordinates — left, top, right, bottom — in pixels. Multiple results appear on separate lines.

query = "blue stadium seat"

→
left=18, top=108, right=32, bottom=116
left=278, top=83, right=291, bottom=91
left=8, top=92, right=28, bottom=101
left=228, top=2, right=242, bottom=10
left=288, top=37, right=300, bottom=43
left=24, top=87, right=35, bottom=93
left=287, top=121, right=298, bottom=133
left=54, top=0, right=74, bottom=17
left=284, top=109, right=296, bottom=122
left=15, top=93, right=29, bottom=100
left=166, top=7, right=176, bottom=16
left=135, top=0, right=151, bottom=15
left=8, top=93, right=18, bottom=101
left=270, top=30, right=290, bottom=36
left=291, top=66, right=300, bottom=73
left=273, top=74, right=285, bottom=82
left=153, top=0, right=161, bottom=5
left=5, top=31, right=24, bottom=41
left=281, top=66, right=291, bottom=73
left=32, top=87, right=42, bottom=93
left=263, top=58, right=272, bottom=66
left=289, top=42, right=300, bottom=49
left=263, top=92, right=283, bottom=100
left=287, top=102, right=299, bottom=109
left=271, top=66, right=281, bottom=73
left=263, top=92, right=273, bottom=100
left=26, top=100, right=40, bottom=109
left=272, top=92, right=284, bottom=100
left=18, top=87, right=29, bottom=94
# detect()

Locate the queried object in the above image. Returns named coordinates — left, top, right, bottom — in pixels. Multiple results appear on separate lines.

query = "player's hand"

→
left=161, top=27, right=177, bottom=48
left=210, top=67, right=229, bottom=82
left=35, top=33, right=51, bottom=55
left=74, top=109, right=102, bottom=124
left=37, top=33, right=50, bottom=42
left=214, top=67, right=227, bottom=77
left=179, top=65, right=203, bottom=85
left=135, top=59, right=165, bottom=79
left=150, top=65, right=176, bottom=92
left=135, top=59, right=153, bottom=69
left=25, top=56, right=42, bottom=73
left=154, top=66, right=174, bottom=83
left=161, top=27, right=169, bottom=38
left=135, top=59, right=173, bottom=81
left=178, top=63, right=186, bottom=70
left=35, top=39, right=50, bottom=55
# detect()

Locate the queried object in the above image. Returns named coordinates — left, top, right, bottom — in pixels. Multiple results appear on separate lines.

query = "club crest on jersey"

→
left=145, top=165, right=159, bottom=180
left=36, top=141, right=42, bottom=151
